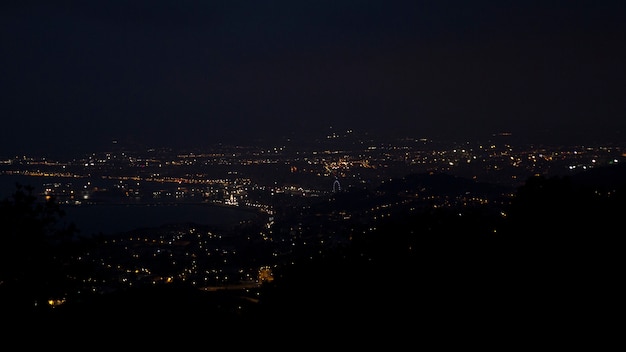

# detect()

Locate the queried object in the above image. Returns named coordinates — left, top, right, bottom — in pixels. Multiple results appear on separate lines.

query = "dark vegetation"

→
left=1, top=165, right=623, bottom=336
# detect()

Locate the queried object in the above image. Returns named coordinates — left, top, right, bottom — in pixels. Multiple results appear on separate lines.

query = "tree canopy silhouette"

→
left=0, top=183, right=79, bottom=315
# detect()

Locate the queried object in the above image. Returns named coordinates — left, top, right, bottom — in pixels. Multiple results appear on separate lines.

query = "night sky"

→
left=1, top=1, right=625, bottom=157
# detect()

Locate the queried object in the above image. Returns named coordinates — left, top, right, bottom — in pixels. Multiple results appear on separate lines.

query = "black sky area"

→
left=1, top=1, right=625, bottom=158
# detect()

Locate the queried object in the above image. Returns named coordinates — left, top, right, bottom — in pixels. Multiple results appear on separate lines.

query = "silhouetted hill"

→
left=4, top=168, right=622, bottom=341
left=377, top=171, right=512, bottom=198
left=38, top=283, right=260, bottom=334
left=569, top=161, right=626, bottom=190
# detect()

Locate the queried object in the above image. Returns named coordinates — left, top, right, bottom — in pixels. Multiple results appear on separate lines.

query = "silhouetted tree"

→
left=0, top=183, right=79, bottom=315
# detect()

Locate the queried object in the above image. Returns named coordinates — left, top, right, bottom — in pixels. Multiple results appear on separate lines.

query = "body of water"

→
left=1, top=175, right=259, bottom=236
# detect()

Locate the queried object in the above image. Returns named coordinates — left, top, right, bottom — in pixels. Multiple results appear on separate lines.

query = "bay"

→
left=0, top=175, right=258, bottom=236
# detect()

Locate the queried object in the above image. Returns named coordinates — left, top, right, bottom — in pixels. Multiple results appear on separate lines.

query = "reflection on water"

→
left=0, top=175, right=257, bottom=236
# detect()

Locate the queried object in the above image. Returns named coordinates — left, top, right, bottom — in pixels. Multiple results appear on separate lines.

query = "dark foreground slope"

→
left=4, top=166, right=624, bottom=345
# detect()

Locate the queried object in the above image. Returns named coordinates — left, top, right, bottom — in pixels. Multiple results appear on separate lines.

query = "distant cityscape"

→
left=1, top=130, right=624, bottom=311
left=2, top=131, right=623, bottom=202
